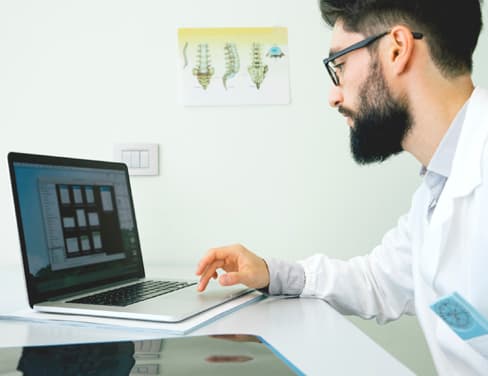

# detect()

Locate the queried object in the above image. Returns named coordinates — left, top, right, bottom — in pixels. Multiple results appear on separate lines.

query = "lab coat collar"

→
left=430, top=87, right=488, bottom=224
left=420, top=87, right=488, bottom=286
left=445, top=87, right=488, bottom=198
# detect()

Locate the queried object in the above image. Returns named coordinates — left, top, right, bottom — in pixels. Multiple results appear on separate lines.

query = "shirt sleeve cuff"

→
left=262, top=257, right=306, bottom=296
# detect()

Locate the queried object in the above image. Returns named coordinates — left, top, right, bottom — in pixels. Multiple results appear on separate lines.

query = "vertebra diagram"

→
left=192, top=43, right=215, bottom=90
left=248, top=43, right=268, bottom=89
left=222, top=43, right=240, bottom=90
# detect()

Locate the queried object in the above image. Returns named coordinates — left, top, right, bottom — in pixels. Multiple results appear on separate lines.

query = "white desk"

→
left=0, top=265, right=414, bottom=375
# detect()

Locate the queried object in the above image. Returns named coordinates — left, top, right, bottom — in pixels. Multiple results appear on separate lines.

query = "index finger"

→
left=195, top=248, right=219, bottom=276
left=195, top=247, right=230, bottom=276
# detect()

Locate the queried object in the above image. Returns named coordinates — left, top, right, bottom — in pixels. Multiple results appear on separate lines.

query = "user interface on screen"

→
left=12, top=161, right=142, bottom=298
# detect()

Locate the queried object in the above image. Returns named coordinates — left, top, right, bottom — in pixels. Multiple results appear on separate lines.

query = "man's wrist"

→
left=262, top=258, right=270, bottom=289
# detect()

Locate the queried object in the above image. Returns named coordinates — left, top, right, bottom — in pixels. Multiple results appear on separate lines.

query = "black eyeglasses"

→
left=323, top=31, right=424, bottom=86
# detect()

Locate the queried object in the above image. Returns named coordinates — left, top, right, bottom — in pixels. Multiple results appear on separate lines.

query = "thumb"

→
left=219, top=272, right=243, bottom=286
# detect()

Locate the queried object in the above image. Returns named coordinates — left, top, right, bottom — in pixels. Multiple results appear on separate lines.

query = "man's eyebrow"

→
left=328, top=48, right=340, bottom=58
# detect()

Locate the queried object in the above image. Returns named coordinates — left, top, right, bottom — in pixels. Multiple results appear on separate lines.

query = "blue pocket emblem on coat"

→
left=431, top=292, right=488, bottom=340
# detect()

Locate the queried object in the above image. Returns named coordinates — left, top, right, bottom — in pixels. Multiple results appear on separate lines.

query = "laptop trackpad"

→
left=147, top=284, right=251, bottom=319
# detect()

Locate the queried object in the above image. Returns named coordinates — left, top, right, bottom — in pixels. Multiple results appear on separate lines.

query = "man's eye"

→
left=334, top=62, right=345, bottom=72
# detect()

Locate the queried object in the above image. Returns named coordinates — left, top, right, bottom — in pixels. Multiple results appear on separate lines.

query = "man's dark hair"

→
left=320, top=0, right=483, bottom=77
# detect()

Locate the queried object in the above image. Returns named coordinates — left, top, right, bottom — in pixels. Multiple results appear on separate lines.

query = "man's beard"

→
left=340, top=60, right=413, bottom=165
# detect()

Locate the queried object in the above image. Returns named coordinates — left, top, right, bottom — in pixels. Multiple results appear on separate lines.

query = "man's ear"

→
left=387, top=25, right=416, bottom=75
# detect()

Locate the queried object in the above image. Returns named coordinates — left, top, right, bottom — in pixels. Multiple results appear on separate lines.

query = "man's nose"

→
left=328, top=85, right=343, bottom=108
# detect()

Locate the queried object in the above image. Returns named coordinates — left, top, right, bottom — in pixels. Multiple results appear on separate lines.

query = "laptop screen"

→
left=8, top=153, right=145, bottom=304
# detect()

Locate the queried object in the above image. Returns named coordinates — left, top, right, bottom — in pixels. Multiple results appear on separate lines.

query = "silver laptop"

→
left=8, top=152, right=252, bottom=322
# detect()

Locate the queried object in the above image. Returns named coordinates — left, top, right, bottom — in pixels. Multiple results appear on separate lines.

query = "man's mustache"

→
left=338, top=106, right=355, bottom=118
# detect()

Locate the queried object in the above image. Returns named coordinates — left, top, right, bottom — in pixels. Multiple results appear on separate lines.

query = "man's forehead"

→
left=329, top=20, right=365, bottom=56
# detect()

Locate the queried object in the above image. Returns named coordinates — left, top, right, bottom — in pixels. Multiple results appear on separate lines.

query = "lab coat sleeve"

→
left=299, top=213, right=415, bottom=324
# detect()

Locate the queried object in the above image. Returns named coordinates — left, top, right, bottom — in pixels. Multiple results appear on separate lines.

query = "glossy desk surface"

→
left=0, top=265, right=414, bottom=375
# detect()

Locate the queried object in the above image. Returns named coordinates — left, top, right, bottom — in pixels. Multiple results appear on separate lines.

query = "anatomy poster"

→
left=178, top=27, right=290, bottom=106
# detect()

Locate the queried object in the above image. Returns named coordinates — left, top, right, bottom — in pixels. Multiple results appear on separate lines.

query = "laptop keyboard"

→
left=68, top=280, right=197, bottom=307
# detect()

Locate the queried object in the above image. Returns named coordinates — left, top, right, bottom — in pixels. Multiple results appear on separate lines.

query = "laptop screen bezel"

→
left=8, top=152, right=146, bottom=306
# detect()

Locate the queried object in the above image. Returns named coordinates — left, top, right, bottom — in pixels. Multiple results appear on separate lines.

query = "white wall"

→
left=0, top=0, right=422, bottom=267
left=1, top=1, right=487, bottom=375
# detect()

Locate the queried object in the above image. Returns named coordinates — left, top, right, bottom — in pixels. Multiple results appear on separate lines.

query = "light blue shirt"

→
left=264, top=103, right=468, bottom=295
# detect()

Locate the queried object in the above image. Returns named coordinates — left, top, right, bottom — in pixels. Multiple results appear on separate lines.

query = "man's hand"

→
left=195, top=244, right=270, bottom=292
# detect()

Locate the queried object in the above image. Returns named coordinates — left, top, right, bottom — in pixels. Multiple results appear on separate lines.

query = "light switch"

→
left=121, top=151, right=130, bottom=167
left=130, top=151, right=140, bottom=168
left=140, top=151, right=149, bottom=168
left=114, top=144, right=159, bottom=176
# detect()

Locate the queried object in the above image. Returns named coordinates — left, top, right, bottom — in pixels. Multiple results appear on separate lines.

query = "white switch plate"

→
left=114, top=143, right=159, bottom=176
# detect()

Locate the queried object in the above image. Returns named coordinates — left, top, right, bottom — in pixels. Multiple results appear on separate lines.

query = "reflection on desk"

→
left=0, top=335, right=300, bottom=376
left=0, top=266, right=415, bottom=375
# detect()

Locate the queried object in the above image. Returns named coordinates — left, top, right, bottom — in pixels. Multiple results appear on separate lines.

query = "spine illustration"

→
left=182, top=42, right=189, bottom=68
left=222, top=43, right=240, bottom=90
left=248, top=43, right=268, bottom=89
left=192, top=43, right=214, bottom=90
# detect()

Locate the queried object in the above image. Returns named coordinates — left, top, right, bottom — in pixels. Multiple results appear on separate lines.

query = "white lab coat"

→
left=299, top=87, right=488, bottom=375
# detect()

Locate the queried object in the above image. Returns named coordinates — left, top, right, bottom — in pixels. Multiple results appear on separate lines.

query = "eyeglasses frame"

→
left=323, top=31, right=424, bottom=86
